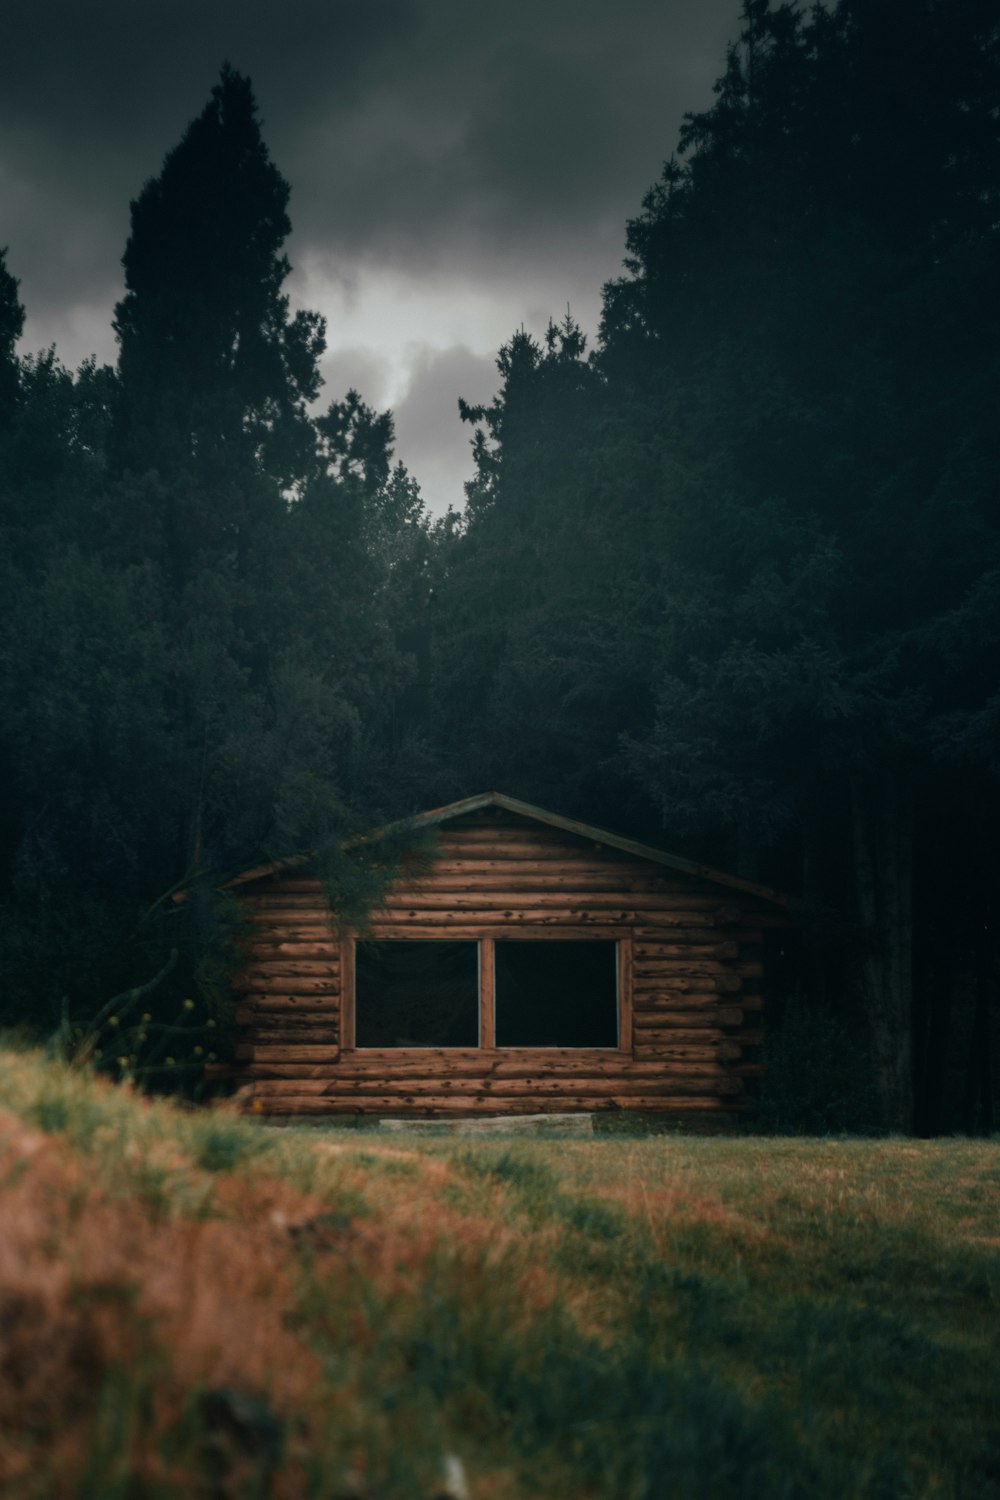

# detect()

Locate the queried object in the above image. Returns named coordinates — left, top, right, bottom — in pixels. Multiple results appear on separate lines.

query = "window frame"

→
left=343, top=929, right=633, bottom=1054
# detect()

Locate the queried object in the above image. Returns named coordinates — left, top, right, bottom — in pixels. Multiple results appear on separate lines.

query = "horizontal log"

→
left=236, top=1044, right=340, bottom=1063
left=634, top=956, right=748, bottom=976
left=235, top=1005, right=338, bottom=1024
left=638, top=1028, right=743, bottom=1050
left=250, top=894, right=740, bottom=920
left=370, top=908, right=728, bottom=926
left=335, top=1045, right=631, bottom=1065
left=242, top=1063, right=348, bottom=1081
left=634, top=992, right=732, bottom=1011
left=364, top=923, right=625, bottom=942
left=632, top=1049, right=738, bottom=1067
left=395, top=891, right=732, bottom=912
left=238, top=1053, right=734, bottom=1079
left=248, top=1093, right=737, bottom=1116
left=240, top=1020, right=336, bottom=1037
left=635, top=941, right=741, bottom=961
left=433, top=835, right=729, bottom=879
left=634, top=1005, right=742, bottom=1027
left=236, top=976, right=339, bottom=998
left=239, top=1056, right=738, bottom=1082
left=246, top=924, right=343, bottom=944
left=632, top=966, right=743, bottom=990
left=246, top=1072, right=741, bottom=1097
left=238, top=1034, right=741, bottom=1064
left=233, top=1030, right=758, bottom=1057
left=401, top=869, right=711, bottom=888
left=246, top=939, right=341, bottom=960
left=632, top=1034, right=731, bottom=1052
left=638, top=954, right=761, bottom=978
left=635, top=910, right=740, bottom=935
left=395, top=858, right=692, bottom=879
left=434, top=834, right=610, bottom=852
left=239, top=959, right=340, bottom=978
left=339, top=1056, right=645, bottom=1077
left=242, top=1030, right=339, bottom=1046
left=637, top=1007, right=743, bottom=1032
left=248, top=915, right=738, bottom=941
left=382, top=878, right=691, bottom=899
left=239, top=993, right=338, bottom=1012
left=632, top=1012, right=723, bottom=1030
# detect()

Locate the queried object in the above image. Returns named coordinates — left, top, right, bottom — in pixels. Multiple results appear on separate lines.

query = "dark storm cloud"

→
left=4, top=0, right=738, bottom=345
left=2, top=0, right=416, bottom=342
left=280, top=0, right=741, bottom=292
left=3, top=0, right=739, bottom=507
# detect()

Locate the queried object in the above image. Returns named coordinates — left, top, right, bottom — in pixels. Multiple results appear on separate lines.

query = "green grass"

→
left=0, top=1046, right=997, bottom=1498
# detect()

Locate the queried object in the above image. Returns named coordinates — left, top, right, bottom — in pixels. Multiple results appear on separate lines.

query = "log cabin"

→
left=216, top=792, right=788, bottom=1119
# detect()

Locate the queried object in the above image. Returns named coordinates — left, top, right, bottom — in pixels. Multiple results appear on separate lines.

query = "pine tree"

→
left=597, top=0, right=1000, bottom=1130
left=113, top=64, right=325, bottom=499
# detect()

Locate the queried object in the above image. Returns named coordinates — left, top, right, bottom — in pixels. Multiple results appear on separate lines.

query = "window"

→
left=355, top=941, right=479, bottom=1048
left=351, top=936, right=623, bottom=1050
left=494, top=940, right=618, bottom=1048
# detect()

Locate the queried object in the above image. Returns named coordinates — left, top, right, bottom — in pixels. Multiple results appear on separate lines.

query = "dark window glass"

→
left=355, top=941, right=478, bottom=1048
left=495, top=941, right=618, bottom=1048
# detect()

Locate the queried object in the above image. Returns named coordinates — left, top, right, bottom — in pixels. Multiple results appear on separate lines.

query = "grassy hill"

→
left=0, top=1045, right=997, bottom=1499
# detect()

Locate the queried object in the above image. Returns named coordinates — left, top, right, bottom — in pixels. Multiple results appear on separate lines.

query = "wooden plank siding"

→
left=227, top=810, right=774, bottom=1117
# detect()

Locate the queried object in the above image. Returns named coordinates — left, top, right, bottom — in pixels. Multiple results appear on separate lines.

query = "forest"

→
left=0, top=0, right=997, bottom=1135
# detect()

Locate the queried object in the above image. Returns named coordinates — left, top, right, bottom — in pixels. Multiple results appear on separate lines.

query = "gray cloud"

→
left=3, top=0, right=740, bottom=504
left=320, top=344, right=394, bottom=410
left=390, top=344, right=501, bottom=513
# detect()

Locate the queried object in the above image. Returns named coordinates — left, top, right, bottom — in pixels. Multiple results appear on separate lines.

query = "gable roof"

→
left=225, top=790, right=788, bottom=906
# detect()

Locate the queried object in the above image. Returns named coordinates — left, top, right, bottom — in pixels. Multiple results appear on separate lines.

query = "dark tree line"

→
left=1, top=4, right=997, bottom=1129
left=423, top=0, right=1000, bottom=1132
left=0, top=68, right=437, bottom=1074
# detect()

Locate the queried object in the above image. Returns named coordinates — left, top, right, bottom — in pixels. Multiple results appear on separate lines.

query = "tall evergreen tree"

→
left=597, top=0, right=1000, bottom=1130
left=113, top=64, right=325, bottom=503
left=0, top=70, right=420, bottom=1066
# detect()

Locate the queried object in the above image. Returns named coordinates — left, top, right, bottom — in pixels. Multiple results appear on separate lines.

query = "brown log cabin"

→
left=218, top=792, right=788, bottom=1119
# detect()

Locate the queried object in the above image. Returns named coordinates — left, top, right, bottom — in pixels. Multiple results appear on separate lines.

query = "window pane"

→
left=355, top=941, right=478, bottom=1048
left=495, top=941, right=618, bottom=1048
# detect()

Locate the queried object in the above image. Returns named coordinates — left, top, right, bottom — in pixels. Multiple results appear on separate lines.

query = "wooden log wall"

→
left=222, top=812, right=775, bottom=1118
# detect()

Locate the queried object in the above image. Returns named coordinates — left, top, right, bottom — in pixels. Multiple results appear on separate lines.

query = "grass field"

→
left=0, top=1047, right=997, bottom=1499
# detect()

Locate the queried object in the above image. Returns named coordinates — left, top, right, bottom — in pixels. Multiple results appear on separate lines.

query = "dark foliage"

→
left=431, top=0, right=1000, bottom=1131
left=0, top=69, right=430, bottom=1072
left=1, top=8, right=997, bottom=1130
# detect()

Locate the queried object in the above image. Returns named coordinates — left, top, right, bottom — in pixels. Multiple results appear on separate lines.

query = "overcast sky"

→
left=4, top=0, right=739, bottom=511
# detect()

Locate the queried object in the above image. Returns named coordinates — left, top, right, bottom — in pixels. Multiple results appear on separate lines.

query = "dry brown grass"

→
left=0, top=1049, right=997, bottom=1500
left=0, top=1057, right=566, bottom=1497
left=0, top=1102, right=328, bottom=1493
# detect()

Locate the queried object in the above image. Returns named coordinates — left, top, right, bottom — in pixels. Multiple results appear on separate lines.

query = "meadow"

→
left=0, top=1046, right=997, bottom=1499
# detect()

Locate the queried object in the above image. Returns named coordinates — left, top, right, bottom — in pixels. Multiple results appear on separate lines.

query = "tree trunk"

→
left=851, top=770, right=914, bottom=1132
